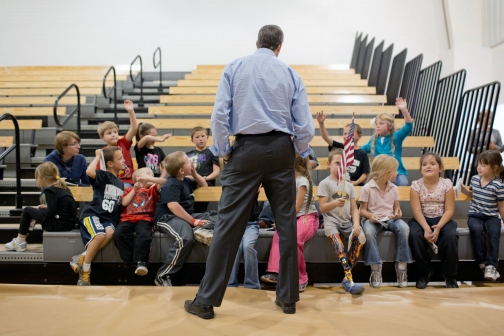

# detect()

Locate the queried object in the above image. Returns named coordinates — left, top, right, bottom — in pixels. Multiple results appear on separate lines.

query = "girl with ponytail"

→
left=361, top=97, right=413, bottom=186
left=5, top=162, right=77, bottom=252
left=260, top=156, right=319, bottom=292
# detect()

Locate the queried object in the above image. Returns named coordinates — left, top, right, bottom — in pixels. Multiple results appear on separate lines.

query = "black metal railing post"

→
left=0, top=113, right=23, bottom=215
left=130, top=55, right=144, bottom=107
left=153, top=47, right=163, bottom=92
left=53, top=84, right=81, bottom=143
left=102, top=66, right=118, bottom=124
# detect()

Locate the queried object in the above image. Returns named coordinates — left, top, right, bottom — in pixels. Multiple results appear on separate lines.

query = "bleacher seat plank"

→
left=0, top=97, right=86, bottom=106
left=0, top=75, right=128, bottom=82
left=313, top=157, right=460, bottom=170
left=0, top=107, right=66, bottom=116
left=195, top=65, right=355, bottom=74
left=0, top=66, right=112, bottom=71
left=160, top=94, right=386, bottom=104
left=0, top=81, right=115, bottom=89
left=0, top=136, right=14, bottom=147
left=0, top=69, right=133, bottom=76
left=178, top=79, right=368, bottom=87
left=0, top=119, right=42, bottom=130
left=0, top=88, right=101, bottom=96
left=186, top=73, right=362, bottom=81
left=170, top=86, right=376, bottom=95
left=148, top=105, right=399, bottom=116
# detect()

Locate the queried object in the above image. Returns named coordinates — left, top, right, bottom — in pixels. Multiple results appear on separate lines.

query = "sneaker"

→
left=77, top=269, right=91, bottom=286
left=443, top=275, right=459, bottom=288
left=70, top=254, right=85, bottom=274
left=5, top=238, right=27, bottom=252
left=395, top=262, right=408, bottom=288
left=260, top=273, right=278, bottom=284
left=369, top=264, right=382, bottom=288
left=194, top=228, right=213, bottom=246
left=341, top=277, right=365, bottom=294
left=154, top=277, right=172, bottom=286
left=299, top=281, right=308, bottom=292
left=415, top=271, right=432, bottom=289
left=135, top=261, right=148, bottom=276
left=484, top=266, right=501, bottom=281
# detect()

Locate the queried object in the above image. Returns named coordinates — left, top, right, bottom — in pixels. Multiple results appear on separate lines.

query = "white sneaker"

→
left=369, top=264, right=382, bottom=288
left=5, top=238, right=27, bottom=252
left=484, top=266, right=501, bottom=281
left=395, top=262, right=408, bottom=288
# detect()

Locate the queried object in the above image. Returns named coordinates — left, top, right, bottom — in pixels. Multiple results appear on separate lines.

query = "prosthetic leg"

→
left=330, top=230, right=366, bottom=294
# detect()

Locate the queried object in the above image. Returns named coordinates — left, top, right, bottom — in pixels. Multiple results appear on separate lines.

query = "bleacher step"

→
left=0, top=244, right=43, bottom=261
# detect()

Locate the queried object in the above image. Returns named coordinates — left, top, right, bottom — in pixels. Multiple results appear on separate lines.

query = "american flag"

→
left=338, top=114, right=355, bottom=183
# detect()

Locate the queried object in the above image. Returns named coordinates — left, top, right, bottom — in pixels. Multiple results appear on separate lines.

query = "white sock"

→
left=82, top=263, right=91, bottom=272
left=16, top=237, right=26, bottom=243
left=370, top=264, right=380, bottom=271
left=398, top=262, right=407, bottom=270
left=81, top=251, right=86, bottom=256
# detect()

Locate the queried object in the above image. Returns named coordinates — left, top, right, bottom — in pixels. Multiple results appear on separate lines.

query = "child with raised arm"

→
left=360, top=97, right=413, bottom=186
left=5, top=162, right=77, bottom=252
left=462, top=150, right=504, bottom=281
left=360, top=154, right=413, bottom=288
left=96, top=100, right=138, bottom=188
left=70, top=147, right=125, bottom=286
left=134, top=122, right=170, bottom=177
left=409, top=153, right=459, bottom=289
left=153, top=151, right=217, bottom=286
left=316, top=112, right=370, bottom=186
left=317, top=148, right=366, bottom=294
left=114, top=167, right=166, bottom=276
left=186, top=126, right=220, bottom=213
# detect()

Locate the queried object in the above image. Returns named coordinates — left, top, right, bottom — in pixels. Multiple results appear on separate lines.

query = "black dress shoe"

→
left=184, top=298, right=215, bottom=319
left=443, top=275, right=459, bottom=288
left=275, top=299, right=296, bottom=314
left=415, top=271, right=432, bottom=289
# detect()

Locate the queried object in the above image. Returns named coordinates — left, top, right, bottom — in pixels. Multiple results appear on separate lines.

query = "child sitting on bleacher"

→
left=360, top=97, right=413, bottom=186
left=114, top=167, right=166, bottom=276
left=462, top=150, right=504, bottom=282
left=70, top=147, right=125, bottom=286
left=317, top=148, right=366, bottom=294
left=134, top=122, right=170, bottom=177
left=45, top=131, right=89, bottom=186
left=5, top=162, right=77, bottom=252
left=316, top=112, right=370, bottom=186
left=186, top=126, right=220, bottom=213
left=360, top=154, right=413, bottom=288
left=409, top=153, right=459, bottom=289
left=153, top=151, right=217, bottom=286
left=261, top=156, right=319, bottom=292
left=96, top=100, right=138, bottom=188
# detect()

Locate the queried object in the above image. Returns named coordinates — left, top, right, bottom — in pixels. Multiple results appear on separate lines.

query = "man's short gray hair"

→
left=257, top=25, right=284, bottom=51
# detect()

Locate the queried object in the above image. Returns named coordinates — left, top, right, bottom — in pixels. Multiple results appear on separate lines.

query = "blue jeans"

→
left=468, top=216, right=502, bottom=267
left=228, top=221, right=260, bottom=289
left=394, top=174, right=409, bottom=186
left=363, top=219, right=413, bottom=265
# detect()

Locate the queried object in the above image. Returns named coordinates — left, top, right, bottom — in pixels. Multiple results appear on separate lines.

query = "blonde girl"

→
left=261, top=156, right=319, bottom=292
left=134, top=122, right=170, bottom=177
left=409, top=153, right=458, bottom=289
left=361, top=97, right=413, bottom=186
left=5, top=162, right=77, bottom=252
left=360, top=154, right=413, bottom=288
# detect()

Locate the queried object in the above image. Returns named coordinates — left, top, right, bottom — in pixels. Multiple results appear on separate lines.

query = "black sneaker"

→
left=415, top=271, right=432, bottom=289
left=443, top=275, right=459, bottom=288
left=135, top=261, right=148, bottom=276
left=184, top=298, right=215, bottom=319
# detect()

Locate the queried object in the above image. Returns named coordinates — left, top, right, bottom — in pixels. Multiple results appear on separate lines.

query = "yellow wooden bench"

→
left=160, top=94, right=386, bottom=105
left=148, top=105, right=399, bottom=116
left=0, top=88, right=101, bottom=96
left=177, top=79, right=368, bottom=87
left=0, top=136, right=14, bottom=147
left=194, top=65, right=356, bottom=74
left=0, top=97, right=86, bottom=106
left=0, top=107, right=66, bottom=116
left=186, top=73, right=364, bottom=81
left=0, top=119, right=42, bottom=130
left=170, top=86, right=376, bottom=95
left=0, top=66, right=114, bottom=71
left=68, top=185, right=470, bottom=203
left=0, top=75, right=128, bottom=82
left=0, top=81, right=116, bottom=89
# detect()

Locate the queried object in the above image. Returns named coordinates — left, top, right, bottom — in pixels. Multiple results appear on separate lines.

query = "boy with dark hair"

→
left=70, top=146, right=125, bottom=286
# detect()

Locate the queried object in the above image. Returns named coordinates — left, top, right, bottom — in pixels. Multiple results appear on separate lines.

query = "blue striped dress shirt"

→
left=210, top=48, right=314, bottom=158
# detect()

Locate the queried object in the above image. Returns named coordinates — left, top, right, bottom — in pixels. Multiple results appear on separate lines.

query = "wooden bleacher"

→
left=0, top=136, right=13, bottom=147
left=0, top=97, right=86, bottom=106
left=0, top=107, right=66, bottom=116
left=0, top=81, right=114, bottom=88
left=185, top=73, right=364, bottom=81
left=160, top=94, right=386, bottom=104
left=0, top=120, right=42, bottom=130
left=170, top=86, right=376, bottom=95
left=177, top=79, right=368, bottom=87
left=0, top=75, right=128, bottom=82
left=0, top=88, right=101, bottom=96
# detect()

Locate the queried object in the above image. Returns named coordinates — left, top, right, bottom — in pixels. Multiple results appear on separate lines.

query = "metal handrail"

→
left=102, top=66, right=118, bottom=123
left=153, top=47, right=163, bottom=92
left=130, top=55, right=144, bottom=107
left=0, top=113, right=23, bottom=215
left=53, top=84, right=81, bottom=141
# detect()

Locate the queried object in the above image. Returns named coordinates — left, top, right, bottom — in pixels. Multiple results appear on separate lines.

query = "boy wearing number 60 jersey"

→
left=70, top=146, right=124, bottom=286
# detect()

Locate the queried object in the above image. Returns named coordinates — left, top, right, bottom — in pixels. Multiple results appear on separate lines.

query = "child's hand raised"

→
left=161, top=134, right=172, bottom=141
left=124, top=100, right=134, bottom=113
left=95, top=149, right=102, bottom=158
left=315, top=111, right=326, bottom=123
left=395, top=97, right=408, bottom=112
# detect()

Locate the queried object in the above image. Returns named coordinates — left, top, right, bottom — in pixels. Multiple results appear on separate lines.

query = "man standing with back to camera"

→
left=184, top=25, right=314, bottom=319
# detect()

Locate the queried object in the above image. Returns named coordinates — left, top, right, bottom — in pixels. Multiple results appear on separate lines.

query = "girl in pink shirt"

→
left=360, top=155, right=413, bottom=288
left=409, top=153, right=458, bottom=289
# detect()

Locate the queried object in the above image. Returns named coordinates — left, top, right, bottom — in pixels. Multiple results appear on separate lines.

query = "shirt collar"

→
left=368, top=179, right=394, bottom=192
left=254, top=48, right=276, bottom=56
